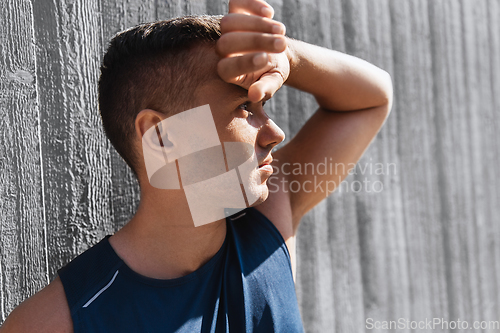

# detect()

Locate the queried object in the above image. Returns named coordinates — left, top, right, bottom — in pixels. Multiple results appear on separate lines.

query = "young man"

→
left=1, top=0, right=392, bottom=331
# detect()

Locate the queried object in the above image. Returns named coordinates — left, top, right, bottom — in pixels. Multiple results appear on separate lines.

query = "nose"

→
left=257, top=118, right=285, bottom=150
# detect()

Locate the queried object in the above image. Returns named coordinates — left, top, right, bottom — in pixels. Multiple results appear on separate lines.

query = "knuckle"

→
left=262, top=17, right=275, bottom=28
left=215, top=43, right=227, bottom=57
left=244, top=55, right=256, bottom=71
left=220, top=15, right=232, bottom=32
left=251, top=33, right=261, bottom=47
left=232, top=55, right=248, bottom=75
left=267, top=35, right=277, bottom=49
left=217, top=59, right=230, bottom=81
left=215, top=34, right=231, bottom=55
left=237, top=55, right=247, bottom=68
left=214, top=42, right=223, bottom=57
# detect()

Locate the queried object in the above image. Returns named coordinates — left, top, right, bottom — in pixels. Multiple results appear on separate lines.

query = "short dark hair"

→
left=98, top=15, right=222, bottom=177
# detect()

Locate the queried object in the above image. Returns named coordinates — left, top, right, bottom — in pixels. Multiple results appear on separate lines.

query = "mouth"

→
left=258, top=157, right=273, bottom=169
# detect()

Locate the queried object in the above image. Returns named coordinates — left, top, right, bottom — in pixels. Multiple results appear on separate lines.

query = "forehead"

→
left=194, top=75, right=249, bottom=106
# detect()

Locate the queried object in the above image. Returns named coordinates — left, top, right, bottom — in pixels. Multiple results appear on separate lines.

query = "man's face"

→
left=193, top=65, right=285, bottom=207
left=140, top=48, right=286, bottom=226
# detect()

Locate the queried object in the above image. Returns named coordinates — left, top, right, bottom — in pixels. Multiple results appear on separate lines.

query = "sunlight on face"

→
left=141, top=96, right=283, bottom=226
left=195, top=78, right=285, bottom=207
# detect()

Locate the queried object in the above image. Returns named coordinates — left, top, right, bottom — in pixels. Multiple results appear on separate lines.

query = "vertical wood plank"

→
left=205, top=0, right=227, bottom=15
left=472, top=0, right=500, bottom=323
left=123, top=0, right=157, bottom=25
left=389, top=0, right=448, bottom=326
left=185, top=0, right=207, bottom=15
left=361, top=0, right=412, bottom=330
left=487, top=0, right=500, bottom=320
left=326, top=193, right=363, bottom=333
left=31, top=0, right=113, bottom=278
left=461, top=0, right=500, bottom=323
left=430, top=0, right=488, bottom=326
left=328, top=0, right=345, bottom=52
left=156, top=0, right=185, bottom=19
left=0, top=0, right=47, bottom=322
left=428, top=0, right=478, bottom=325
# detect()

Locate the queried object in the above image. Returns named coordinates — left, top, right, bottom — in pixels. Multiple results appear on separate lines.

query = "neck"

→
left=109, top=190, right=227, bottom=280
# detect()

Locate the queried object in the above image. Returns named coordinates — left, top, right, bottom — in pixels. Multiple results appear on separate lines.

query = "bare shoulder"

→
left=0, top=276, right=73, bottom=333
left=255, top=157, right=299, bottom=281
left=255, top=148, right=303, bottom=238
left=254, top=150, right=298, bottom=240
left=254, top=173, right=294, bottom=241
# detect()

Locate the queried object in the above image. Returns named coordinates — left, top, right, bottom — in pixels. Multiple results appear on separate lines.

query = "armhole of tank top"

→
left=248, top=207, right=293, bottom=262
left=57, top=239, right=123, bottom=316
left=54, top=271, right=77, bottom=332
left=72, top=308, right=82, bottom=333
left=56, top=268, right=77, bottom=316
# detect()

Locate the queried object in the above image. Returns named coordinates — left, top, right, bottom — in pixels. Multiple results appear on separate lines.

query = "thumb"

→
left=247, top=72, right=284, bottom=102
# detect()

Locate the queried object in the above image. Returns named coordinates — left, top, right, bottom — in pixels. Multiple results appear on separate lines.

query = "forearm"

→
left=285, top=38, right=393, bottom=112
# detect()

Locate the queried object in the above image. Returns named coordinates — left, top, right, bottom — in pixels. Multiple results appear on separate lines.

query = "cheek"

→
left=222, top=118, right=257, bottom=144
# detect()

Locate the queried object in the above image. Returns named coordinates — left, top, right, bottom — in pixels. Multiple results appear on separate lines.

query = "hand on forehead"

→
left=216, top=0, right=290, bottom=102
left=228, top=0, right=275, bottom=18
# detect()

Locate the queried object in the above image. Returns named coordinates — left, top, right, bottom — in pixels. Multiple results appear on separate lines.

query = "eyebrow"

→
left=230, top=86, right=249, bottom=104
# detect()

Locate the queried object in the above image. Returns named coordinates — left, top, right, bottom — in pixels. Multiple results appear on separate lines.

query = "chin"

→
left=247, top=183, right=269, bottom=208
left=242, top=168, right=271, bottom=207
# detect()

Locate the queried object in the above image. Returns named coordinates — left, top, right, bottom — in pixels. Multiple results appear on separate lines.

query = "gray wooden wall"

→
left=1, top=0, right=499, bottom=332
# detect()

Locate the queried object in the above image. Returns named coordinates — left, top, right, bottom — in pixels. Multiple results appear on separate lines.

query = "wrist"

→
left=284, top=37, right=299, bottom=84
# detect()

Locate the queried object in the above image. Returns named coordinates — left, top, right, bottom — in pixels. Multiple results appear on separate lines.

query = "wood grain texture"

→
left=488, top=0, right=500, bottom=321
left=284, top=1, right=343, bottom=332
left=429, top=0, right=476, bottom=323
left=389, top=0, right=449, bottom=325
left=0, top=0, right=47, bottom=320
left=460, top=0, right=500, bottom=323
left=360, top=1, right=411, bottom=331
left=31, top=0, right=114, bottom=282
left=1, top=0, right=500, bottom=331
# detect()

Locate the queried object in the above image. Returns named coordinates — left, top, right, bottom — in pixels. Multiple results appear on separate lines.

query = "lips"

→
left=258, top=157, right=273, bottom=168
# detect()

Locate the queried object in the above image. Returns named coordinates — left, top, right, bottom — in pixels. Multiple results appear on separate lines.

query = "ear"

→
left=135, top=109, right=165, bottom=140
left=136, top=109, right=171, bottom=185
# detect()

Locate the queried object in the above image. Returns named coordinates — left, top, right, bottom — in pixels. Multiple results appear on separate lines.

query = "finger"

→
left=220, top=13, right=286, bottom=35
left=216, top=32, right=287, bottom=57
left=217, top=52, right=269, bottom=83
left=248, top=72, right=284, bottom=102
left=228, top=0, right=274, bottom=18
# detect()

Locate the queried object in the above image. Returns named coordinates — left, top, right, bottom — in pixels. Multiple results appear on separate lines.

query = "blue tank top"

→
left=57, top=207, right=305, bottom=332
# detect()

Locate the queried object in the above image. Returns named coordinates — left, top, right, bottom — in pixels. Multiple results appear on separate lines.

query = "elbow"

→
left=378, top=70, right=394, bottom=112
left=372, top=71, right=393, bottom=126
left=370, top=70, right=393, bottom=123
left=380, top=70, right=394, bottom=113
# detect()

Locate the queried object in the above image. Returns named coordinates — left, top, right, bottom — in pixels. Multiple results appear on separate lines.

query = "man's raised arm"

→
left=275, top=38, right=393, bottom=229
left=215, top=0, right=393, bottom=233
